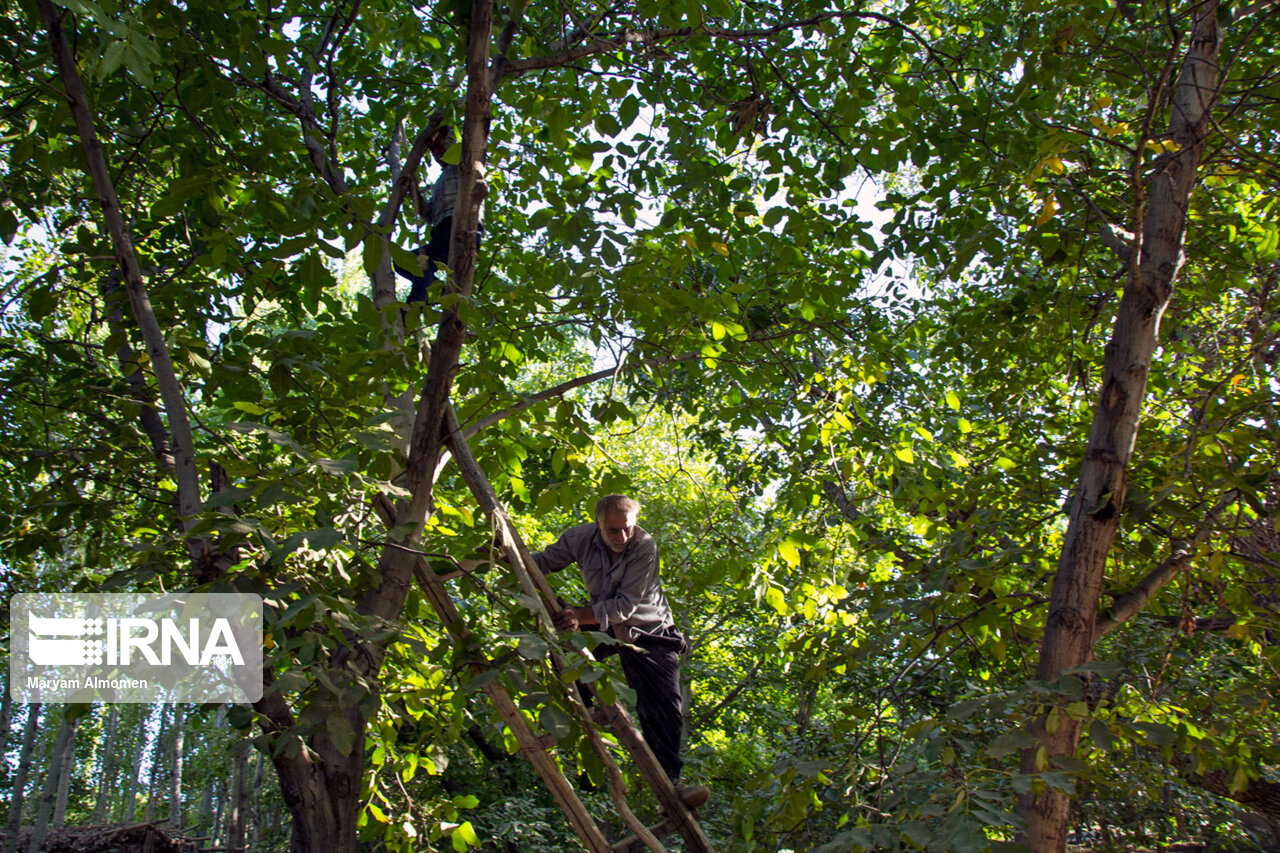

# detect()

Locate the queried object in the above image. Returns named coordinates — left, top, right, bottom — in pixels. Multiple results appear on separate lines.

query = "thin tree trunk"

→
left=226, top=742, right=249, bottom=852
left=144, top=706, right=170, bottom=824
left=0, top=676, right=12, bottom=790
left=169, top=705, right=185, bottom=833
left=210, top=780, right=224, bottom=849
left=29, top=709, right=78, bottom=853
left=248, top=749, right=264, bottom=847
left=92, top=705, right=119, bottom=822
left=52, top=711, right=78, bottom=827
left=120, top=707, right=144, bottom=823
left=1018, top=3, right=1223, bottom=850
left=4, top=704, right=41, bottom=853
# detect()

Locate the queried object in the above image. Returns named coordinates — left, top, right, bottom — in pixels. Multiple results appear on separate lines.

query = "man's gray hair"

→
left=595, top=494, right=641, bottom=519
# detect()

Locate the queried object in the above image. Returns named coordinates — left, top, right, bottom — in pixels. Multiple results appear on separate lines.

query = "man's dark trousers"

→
left=597, top=625, right=687, bottom=781
left=396, top=217, right=453, bottom=305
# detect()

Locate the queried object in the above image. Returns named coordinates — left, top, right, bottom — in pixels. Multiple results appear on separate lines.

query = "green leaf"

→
left=516, top=634, right=549, bottom=660
left=539, top=704, right=573, bottom=739
left=362, top=236, right=384, bottom=276
left=304, top=527, right=345, bottom=549
left=204, top=486, right=255, bottom=509
left=29, top=287, right=56, bottom=321
left=326, top=714, right=356, bottom=756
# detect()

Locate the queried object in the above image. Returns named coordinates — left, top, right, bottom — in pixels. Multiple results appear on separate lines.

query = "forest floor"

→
left=2, top=822, right=191, bottom=852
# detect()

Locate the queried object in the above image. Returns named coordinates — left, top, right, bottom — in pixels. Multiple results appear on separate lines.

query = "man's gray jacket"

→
left=533, top=522, right=676, bottom=644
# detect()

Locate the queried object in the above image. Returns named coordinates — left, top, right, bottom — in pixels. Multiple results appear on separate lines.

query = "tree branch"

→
left=459, top=350, right=700, bottom=439
left=37, top=0, right=208, bottom=562
left=499, top=11, right=953, bottom=84
left=1093, top=494, right=1231, bottom=640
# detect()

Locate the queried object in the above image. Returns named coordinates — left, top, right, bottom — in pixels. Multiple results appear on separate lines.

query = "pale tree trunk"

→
left=119, top=708, right=144, bottom=823
left=93, top=705, right=118, bottom=822
left=169, top=705, right=185, bottom=832
left=144, top=706, right=170, bottom=824
left=4, top=704, right=41, bottom=853
left=29, top=709, right=78, bottom=853
left=226, top=741, right=249, bottom=852
left=209, top=780, right=224, bottom=848
left=0, top=676, right=12, bottom=790
left=248, top=750, right=264, bottom=847
left=198, top=780, right=215, bottom=841
left=1018, top=3, right=1223, bottom=850
left=52, top=712, right=78, bottom=827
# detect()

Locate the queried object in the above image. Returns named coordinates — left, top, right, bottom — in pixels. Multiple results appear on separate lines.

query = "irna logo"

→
left=28, top=614, right=245, bottom=667
left=10, top=593, right=262, bottom=704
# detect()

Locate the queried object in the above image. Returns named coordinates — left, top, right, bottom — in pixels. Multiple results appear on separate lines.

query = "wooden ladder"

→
left=383, top=408, right=715, bottom=852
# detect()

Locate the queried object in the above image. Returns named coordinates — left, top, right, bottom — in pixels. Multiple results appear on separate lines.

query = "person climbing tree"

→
left=394, top=124, right=475, bottom=305
left=535, top=494, right=711, bottom=809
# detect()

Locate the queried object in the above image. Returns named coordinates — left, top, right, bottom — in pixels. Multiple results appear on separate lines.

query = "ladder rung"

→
left=610, top=819, right=676, bottom=853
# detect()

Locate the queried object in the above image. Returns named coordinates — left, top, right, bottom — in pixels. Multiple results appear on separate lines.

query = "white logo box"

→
left=10, top=593, right=263, bottom=703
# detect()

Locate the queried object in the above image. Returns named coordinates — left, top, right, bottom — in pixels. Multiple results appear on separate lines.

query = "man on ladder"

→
left=536, top=494, right=710, bottom=810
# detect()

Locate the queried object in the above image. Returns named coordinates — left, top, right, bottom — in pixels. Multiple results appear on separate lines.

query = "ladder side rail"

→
left=443, top=407, right=665, bottom=852
left=443, top=411, right=715, bottom=853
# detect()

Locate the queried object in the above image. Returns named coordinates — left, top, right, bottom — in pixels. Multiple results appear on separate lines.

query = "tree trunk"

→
left=36, top=1, right=495, bottom=850
left=248, top=749, right=264, bottom=847
left=259, top=3, right=495, bottom=851
left=52, top=711, right=78, bottom=827
left=226, top=741, right=249, bottom=852
left=93, top=706, right=119, bottom=822
left=1018, top=3, right=1223, bottom=850
left=4, top=704, right=41, bottom=853
left=120, top=708, right=144, bottom=823
left=29, top=709, right=78, bottom=853
left=169, top=705, right=185, bottom=832
left=210, top=780, right=224, bottom=849
left=0, top=676, right=12, bottom=790
left=144, top=706, right=170, bottom=824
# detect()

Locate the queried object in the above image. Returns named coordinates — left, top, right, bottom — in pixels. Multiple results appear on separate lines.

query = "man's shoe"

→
left=676, top=783, right=710, bottom=809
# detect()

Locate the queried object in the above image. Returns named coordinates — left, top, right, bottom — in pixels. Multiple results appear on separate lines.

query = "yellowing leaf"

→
left=680, top=233, right=696, bottom=250
left=1035, top=195, right=1059, bottom=227
left=711, top=241, right=730, bottom=256
left=1044, top=156, right=1065, bottom=174
left=765, top=586, right=788, bottom=613
left=945, top=390, right=961, bottom=411
left=1094, top=94, right=1113, bottom=109
left=1229, top=373, right=1248, bottom=391
left=778, top=540, right=801, bottom=568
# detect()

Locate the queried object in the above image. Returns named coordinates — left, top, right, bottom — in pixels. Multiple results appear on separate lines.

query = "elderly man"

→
left=535, top=494, right=709, bottom=808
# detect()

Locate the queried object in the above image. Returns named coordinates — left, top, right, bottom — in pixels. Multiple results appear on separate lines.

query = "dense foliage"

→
left=2, top=0, right=1278, bottom=850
